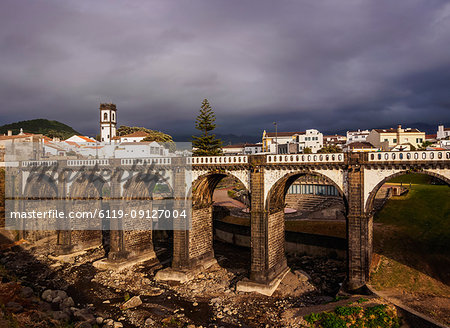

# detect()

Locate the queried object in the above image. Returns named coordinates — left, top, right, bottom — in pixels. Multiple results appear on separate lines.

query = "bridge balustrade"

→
left=191, top=155, right=248, bottom=164
left=120, top=158, right=172, bottom=165
left=67, top=159, right=109, bottom=166
left=267, top=153, right=344, bottom=164
left=368, top=151, right=450, bottom=162
left=21, top=160, right=58, bottom=167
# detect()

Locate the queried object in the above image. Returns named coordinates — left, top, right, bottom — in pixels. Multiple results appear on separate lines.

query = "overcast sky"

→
left=1, top=0, right=450, bottom=138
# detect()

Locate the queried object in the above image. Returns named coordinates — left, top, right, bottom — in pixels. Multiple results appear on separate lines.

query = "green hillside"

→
left=0, top=119, right=80, bottom=139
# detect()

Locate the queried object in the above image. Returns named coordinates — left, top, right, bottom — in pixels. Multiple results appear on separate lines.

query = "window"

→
left=112, top=113, right=115, bottom=121
left=103, top=112, right=108, bottom=120
left=393, top=138, right=397, bottom=143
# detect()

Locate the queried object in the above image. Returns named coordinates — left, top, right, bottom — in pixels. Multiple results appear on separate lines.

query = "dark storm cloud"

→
left=1, top=0, right=450, bottom=138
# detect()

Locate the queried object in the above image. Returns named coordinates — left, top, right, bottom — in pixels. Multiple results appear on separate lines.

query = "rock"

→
left=144, top=317, right=155, bottom=326
left=52, top=296, right=62, bottom=304
left=52, top=310, right=70, bottom=321
left=42, top=289, right=55, bottom=302
left=61, top=296, right=75, bottom=308
left=19, top=286, right=34, bottom=298
left=96, top=317, right=104, bottom=325
left=193, top=302, right=198, bottom=306
left=74, top=309, right=95, bottom=322
left=55, top=290, right=68, bottom=299
left=121, top=295, right=142, bottom=310
left=103, top=300, right=111, bottom=304
left=74, top=322, right=92, bottom=328
left=113, top=322, right=124, bottom=328
left=103, top=319, right=114, bottom=327
left=6, top=301, right=23, bottom=313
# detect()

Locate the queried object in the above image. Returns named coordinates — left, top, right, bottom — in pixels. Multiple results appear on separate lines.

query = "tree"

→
left=418, top=140, right=433, bottom=150
left=117, top=125, right=173, bottom=142
left=192, top=99, right=223, bottom=156
left=303, top=147, right=312, bottom=154
left=317, top=145, right=342, bottom=153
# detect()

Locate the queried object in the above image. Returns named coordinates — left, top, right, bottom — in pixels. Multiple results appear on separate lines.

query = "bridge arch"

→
left=172, top=171, right=250, bottom=270
left=64, top=172, right=110, bottom=253
left=22, top=174, right=58, bottom=242
left=365, top=170, right=450, bottom=215
left=266, top=170, right=348, bottom=214
left=262, top=170, right=349, bottom=285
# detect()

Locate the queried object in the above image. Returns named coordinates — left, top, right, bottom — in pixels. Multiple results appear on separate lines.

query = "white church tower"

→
left=100, top=103, right=117, bottom=142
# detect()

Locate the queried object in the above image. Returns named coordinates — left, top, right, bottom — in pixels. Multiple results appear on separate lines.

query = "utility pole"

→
left=273, top=122, right=278, bottom=154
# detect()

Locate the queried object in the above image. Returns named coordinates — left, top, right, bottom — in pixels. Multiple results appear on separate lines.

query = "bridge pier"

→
left=346, top=154, right=372, bottom=291
left=237, top=155, right=289, bottom=296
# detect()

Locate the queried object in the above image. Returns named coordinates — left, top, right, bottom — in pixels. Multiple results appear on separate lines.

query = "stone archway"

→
left=23, top=174, right=58, bottom=242
left=263, top=171, right=349, bottom=288
left=172, top=171, right=250, bottom=271
left=62, top=173, right=109, bottom=254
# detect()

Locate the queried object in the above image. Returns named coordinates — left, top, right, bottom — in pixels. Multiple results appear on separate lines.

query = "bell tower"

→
left=100, top=103, right=117, bottom=142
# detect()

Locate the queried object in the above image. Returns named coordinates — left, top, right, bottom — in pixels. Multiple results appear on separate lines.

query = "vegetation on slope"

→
left=0, top=119, right=80, bottom=139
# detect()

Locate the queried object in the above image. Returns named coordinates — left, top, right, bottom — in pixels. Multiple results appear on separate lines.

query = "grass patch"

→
left=374, top=184, right=450, bottom=253
left=303, top=304, right=401, bottom=328
left=387, top=173, right=435, bottom=184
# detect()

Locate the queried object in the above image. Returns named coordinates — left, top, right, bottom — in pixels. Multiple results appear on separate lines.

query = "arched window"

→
left=103, top=112, right=108, bottom=121
left=112, top=113, right=115, bottom=121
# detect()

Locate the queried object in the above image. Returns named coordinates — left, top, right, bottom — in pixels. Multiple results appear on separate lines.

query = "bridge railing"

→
left=67, top=159, right=109, bottom=166
left=120, top=158, right=172, bottom=165
left=21, top=160, right=58, bottom=167
left=267, top=153, right=344, bottom=164
left=190, top=156, right=248, bottom=165
left=368, top=151, right=450, bottom=162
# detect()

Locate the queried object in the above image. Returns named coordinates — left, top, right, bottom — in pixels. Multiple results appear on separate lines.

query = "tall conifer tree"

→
left=192, top=99, right=222, bottom=156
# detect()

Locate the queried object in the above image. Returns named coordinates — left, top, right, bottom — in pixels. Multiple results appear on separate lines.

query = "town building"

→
left=323, top=135, right=346, bottom=149
left=65, top=135, right=96, bottom=143
left=222, top=143, right=263, bottom=155
left=437, top=125, right=450, bottom=140
left=262, top=129, right=323, bottom=153
left=100, top=103, right=117, bottom=142
left=113, top=131, right=150, bottom=143
left=366, top=125, right=425, bottom=150
left=346, top=129, right=370, bottom=144
left=343, top=141, right=378, bottom=152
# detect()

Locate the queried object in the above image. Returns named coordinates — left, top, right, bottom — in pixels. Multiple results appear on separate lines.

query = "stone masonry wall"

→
left=189, top=206, right=213, bottom=262
left=267, top=210, right=285, bottom=270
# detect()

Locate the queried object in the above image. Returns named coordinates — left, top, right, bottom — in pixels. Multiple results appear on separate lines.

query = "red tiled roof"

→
left=77, top=135, right=96, bottom=142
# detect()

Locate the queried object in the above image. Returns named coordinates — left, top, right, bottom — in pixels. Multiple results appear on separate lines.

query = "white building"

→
left=346, top=129, right=370, bottom=144
left=114, top=131, right=150, bottom=143
left=244, top=143, right=263, bottom=154
left=65, top=135, right=96, bottom=144
left=115, top=142, right=169, bottom=158
left=100, top=103, right=117, bottom=142
left=437, top=125, right=450, bottom=140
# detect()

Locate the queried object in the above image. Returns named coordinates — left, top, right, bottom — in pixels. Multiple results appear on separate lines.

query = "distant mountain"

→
left=174, top=133, right=260, bottom=145
left=0, top=119, right=80, bottom=139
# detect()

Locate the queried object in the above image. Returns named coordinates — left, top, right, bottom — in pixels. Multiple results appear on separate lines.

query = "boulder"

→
left=121, top=295, right=142, bottom=310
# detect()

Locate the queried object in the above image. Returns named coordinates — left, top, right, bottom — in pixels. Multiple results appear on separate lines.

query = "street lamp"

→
left=273, top=122, right=278, bottom=154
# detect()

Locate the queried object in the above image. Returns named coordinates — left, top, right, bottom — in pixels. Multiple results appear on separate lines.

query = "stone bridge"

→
left=6, top=150, right=450, bottom=294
